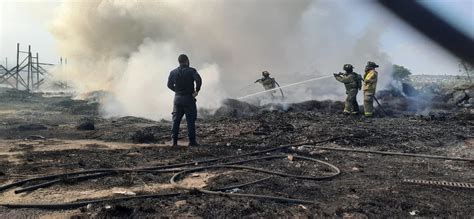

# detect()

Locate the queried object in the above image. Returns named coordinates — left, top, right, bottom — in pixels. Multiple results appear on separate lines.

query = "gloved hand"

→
left=192, top=91, right=199, bottom=98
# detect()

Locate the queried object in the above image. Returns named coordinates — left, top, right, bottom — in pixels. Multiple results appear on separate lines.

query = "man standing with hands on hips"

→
left=167, top=54, right=202, bottom=147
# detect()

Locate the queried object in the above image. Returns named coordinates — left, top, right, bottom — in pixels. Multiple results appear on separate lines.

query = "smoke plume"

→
left=50, top=0, right=393, bottom=119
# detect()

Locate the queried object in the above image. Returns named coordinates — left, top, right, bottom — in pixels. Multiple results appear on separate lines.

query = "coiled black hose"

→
left=2, top=136, right=471, bottom=210
left=0, top=138, right=343, bottom=209
left=170, top=155, right=341, bottom=204
left=1, top=137, right=343, bottom=193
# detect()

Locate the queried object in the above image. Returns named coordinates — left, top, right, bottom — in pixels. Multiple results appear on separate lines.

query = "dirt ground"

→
left=0, top=88, right=472, bottom=218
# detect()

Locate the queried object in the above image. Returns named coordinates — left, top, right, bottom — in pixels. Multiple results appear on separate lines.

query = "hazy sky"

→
left=0, top=0, right=472, bottom=75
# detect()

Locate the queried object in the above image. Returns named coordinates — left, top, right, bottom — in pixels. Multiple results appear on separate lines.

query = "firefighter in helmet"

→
left=363, top=61, right=379, bottom=117
left=334, top=64, right=362, bottom=115
left=255, top=71, right=279, bottom=97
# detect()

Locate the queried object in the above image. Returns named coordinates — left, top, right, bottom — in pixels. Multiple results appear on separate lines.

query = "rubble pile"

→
left=212, top=99, right=344, bottom=118
left=376, top=80, right=473, bottom=119
left=406, top=75, right=474, bottom=108
left=450, top=84, right=474, bottom=107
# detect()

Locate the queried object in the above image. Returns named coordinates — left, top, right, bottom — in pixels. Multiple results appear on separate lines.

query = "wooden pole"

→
left=36, top=53, right=39, bottom=89
left=27, top=45, right=31, bottom=91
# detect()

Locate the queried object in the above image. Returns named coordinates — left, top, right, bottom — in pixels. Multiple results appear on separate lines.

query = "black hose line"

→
left=213, top=177, right=273, bottom=191
left=11, top=142, right=470, bottom=195
left=12, top=169, right=184, bottom=195
left=0, top=176, right=277, bottom=209
left=301, top=145, right=474, bottom=162
left=14, top=172, right=114, bottom=194
left=10, top=154, right=339, bottom=197
left=170, top=156, right=340, bottom=182
left=0, top=138, right=345, bottom=209
left=12, top=155, right=281, bottom=194
left=0, top=169, right=118, bottom=192
left=10, top=154, right=335, bottom=194
left=0, top=192, right=185, bottom=209
left=169, top=155, right=340, bottom=205
left=2, top=136, right=467, bottom=210
left=0, top=137, right=344, bottom=193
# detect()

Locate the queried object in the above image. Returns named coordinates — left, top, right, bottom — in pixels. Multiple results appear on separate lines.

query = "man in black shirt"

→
left=167, top=54, right=202, bottom=146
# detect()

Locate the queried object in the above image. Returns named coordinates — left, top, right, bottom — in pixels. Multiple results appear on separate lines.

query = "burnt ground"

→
left=0, top=88, right=473, bottom=218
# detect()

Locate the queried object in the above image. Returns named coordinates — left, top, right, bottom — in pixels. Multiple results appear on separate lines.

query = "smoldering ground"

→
left=50, top=0, right=394, bottom=120
left=0, top=84, right=472, bottom=218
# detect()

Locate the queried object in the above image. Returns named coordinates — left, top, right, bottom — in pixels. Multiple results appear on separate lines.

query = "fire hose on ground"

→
left=0, top=137, right=344, bottom=193
left=0, top=138, right=343, bottom=209
left=0, top=136, right=472, bottom=209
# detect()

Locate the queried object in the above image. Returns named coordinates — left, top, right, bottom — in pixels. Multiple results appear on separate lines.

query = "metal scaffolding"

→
left=0, top=43, right=54, bottom=91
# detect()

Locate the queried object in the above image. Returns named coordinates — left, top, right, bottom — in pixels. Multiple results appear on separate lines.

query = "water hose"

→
left=0, top=137, right=345, bottom=193
left=296, top=145, right=473, bottom=162
left=0, top=138, right=344, bottom=209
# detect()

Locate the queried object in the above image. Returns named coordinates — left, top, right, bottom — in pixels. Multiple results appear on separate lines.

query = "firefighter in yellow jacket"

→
left=363, top=61, right=379, bottom=117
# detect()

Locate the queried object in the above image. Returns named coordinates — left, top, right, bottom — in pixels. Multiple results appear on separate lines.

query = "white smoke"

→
left=50, top=0, right=393, bottom=119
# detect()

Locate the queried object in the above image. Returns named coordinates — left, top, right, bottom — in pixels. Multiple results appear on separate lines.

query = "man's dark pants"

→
left=171, top=95, right=197, bottom=144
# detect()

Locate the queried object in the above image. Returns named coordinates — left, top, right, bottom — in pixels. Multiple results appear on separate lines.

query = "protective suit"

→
left=363, top=61, right=379, bottom=117
left=255, top=71, right=278, bottom=96
left=334, top=64, right=362, bottom=114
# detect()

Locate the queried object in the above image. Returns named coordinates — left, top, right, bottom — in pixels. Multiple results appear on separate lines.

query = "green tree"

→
left=392, top=64, right=412, bottom=81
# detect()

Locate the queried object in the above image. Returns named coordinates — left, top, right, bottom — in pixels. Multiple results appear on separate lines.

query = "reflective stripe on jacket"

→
left=363, top=70, right=377, bottom=92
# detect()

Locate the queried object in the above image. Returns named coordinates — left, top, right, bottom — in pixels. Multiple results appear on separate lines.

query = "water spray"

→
left=236, top=75, right=332, bottom=100
left=238, top=83, right=256, bottom=92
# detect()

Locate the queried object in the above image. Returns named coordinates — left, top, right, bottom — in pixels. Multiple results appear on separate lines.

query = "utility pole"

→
left=36, top=53, right=39, bottom=89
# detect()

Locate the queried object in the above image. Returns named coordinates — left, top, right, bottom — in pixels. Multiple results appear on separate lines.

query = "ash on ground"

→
left=0, top=77, right=472, bottom=218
